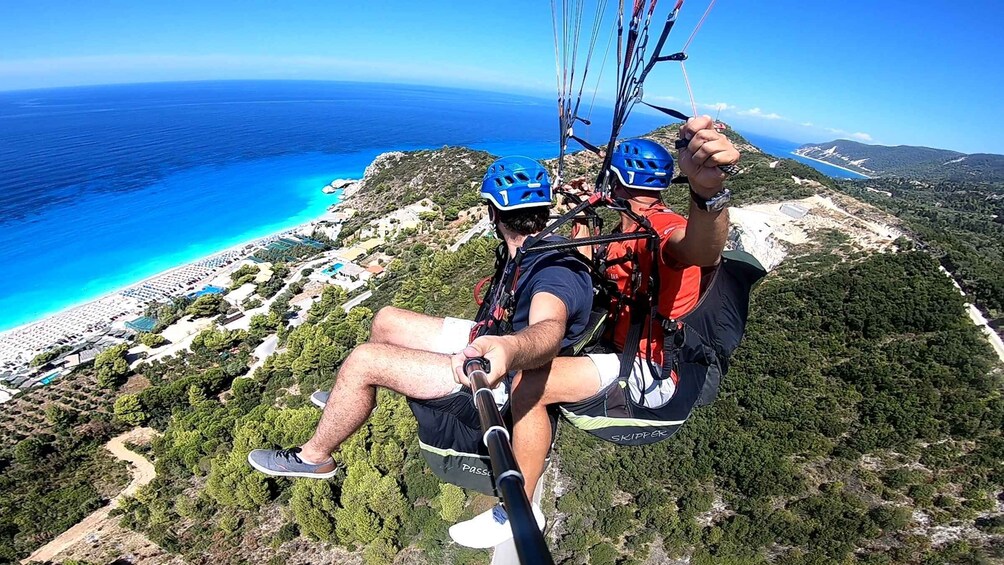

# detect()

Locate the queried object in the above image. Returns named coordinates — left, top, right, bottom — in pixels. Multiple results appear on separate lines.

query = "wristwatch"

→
left=690, top=187, right=732, bottom=212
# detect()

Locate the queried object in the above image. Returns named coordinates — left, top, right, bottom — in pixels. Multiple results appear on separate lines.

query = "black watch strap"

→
left=690, top=188, right=711, bottom=210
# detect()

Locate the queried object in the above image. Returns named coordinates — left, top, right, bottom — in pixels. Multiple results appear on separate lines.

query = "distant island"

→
left=795, top=139, right=1004, bottom=182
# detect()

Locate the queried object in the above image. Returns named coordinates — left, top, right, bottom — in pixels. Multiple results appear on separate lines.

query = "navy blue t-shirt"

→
left=508, top=238, right=594, bottom=349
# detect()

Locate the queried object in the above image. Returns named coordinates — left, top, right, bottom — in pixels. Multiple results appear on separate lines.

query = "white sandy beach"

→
left=791, top=151, right=874, bottom=179
left=0, top=191, right=352, bottom=370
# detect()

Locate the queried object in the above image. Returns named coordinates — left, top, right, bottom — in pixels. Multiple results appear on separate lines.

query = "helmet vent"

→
left=514, top=172, right=530, bottom=182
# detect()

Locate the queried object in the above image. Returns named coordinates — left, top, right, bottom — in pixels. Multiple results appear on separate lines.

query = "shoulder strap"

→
left=615, top=218, right=664, bottom=394
left=470, top=243, right=518, bottom=340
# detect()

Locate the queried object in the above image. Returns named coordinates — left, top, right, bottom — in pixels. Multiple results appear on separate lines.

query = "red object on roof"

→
left=366, top=265, right=385, bottom=275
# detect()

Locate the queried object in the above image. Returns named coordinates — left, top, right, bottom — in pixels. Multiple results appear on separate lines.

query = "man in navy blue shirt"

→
left=249, top=157, right=592, bottom=544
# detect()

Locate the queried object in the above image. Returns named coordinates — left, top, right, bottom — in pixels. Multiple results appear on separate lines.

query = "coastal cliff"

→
left=338, top=147, right=495, bottom=241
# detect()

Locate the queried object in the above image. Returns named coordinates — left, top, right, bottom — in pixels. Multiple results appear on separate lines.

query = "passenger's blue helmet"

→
left=481, top=156, right=552, bottom=210
left=609, top=138, right=673, bottom=190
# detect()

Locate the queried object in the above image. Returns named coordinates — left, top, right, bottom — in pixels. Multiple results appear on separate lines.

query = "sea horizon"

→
left=0, top=81, right=861, bottom=334
left=0, top=81, right=660, bottom=333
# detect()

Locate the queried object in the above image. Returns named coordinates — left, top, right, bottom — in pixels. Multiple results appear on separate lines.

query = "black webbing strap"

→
left=616, top=294, right=648, bottom=385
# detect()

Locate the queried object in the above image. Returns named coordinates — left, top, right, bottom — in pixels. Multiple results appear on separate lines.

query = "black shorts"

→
left=408, top=377, right=557, bottom=496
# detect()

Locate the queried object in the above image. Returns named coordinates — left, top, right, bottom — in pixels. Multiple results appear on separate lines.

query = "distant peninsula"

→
left=794, top=139, right=1004, bottom=182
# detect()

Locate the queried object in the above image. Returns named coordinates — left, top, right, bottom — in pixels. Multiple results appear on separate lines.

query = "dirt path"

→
left=967, top=304, right=1004, bottom=363
left=937, top=266, right=1004, bottom=364
left=22, top=427, right=159, bottom=564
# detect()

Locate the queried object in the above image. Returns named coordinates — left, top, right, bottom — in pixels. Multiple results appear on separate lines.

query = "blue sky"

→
left=2, top=0, right=1002, bottom=153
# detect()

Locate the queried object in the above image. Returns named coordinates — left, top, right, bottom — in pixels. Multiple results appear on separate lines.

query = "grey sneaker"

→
left=247, top=447, right=338, bottom=479
left=310, top=390, right=329, bottom=408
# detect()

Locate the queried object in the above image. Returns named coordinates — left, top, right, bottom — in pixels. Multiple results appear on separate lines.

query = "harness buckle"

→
left=658, top=315, right=680, bottom=334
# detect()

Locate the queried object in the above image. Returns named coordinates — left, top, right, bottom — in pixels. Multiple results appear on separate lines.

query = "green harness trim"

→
left=557, top=406, right=687, bottom=430
left=417, top=439, right=490, bottom=460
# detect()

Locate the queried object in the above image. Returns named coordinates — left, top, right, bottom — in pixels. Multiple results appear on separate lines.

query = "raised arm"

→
left=665, top=116, right=739, bottom=267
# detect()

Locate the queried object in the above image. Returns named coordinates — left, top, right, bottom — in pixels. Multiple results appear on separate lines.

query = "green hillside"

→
left=1, top=131, right=1001, bottom=564
left=795, top=140, right=1004, bottom=182
left=839, top=176, right=1004, bottom=327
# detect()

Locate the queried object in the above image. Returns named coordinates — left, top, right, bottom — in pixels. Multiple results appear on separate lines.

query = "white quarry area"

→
left=728, top=193, right=903, bottom=271
left=730, top=192, right=1004, bottom=365
left=865, top=186, right=893, bottom=197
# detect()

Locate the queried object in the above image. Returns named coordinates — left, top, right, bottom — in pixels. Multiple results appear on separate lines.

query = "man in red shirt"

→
left=449, top=115, right=738, bottom=548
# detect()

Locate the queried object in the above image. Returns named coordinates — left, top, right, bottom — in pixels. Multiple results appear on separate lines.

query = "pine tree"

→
left=335, top=461, right=382, bottom=545
left=289, top=480, right=340, bottom=542
left=113, top=394, right=147, bottom=426
left=187, top=384, right=208, bottom=406
left=435, top=483, right=466, bottom=523
left=95, top=343, right=131, bottom=388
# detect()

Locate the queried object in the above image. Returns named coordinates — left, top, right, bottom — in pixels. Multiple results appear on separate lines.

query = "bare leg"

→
left=511, top=357, right=601, bottom=500
left=370, top=306, right=453, bottom=350
left=299, top=342, right=458, bottom=462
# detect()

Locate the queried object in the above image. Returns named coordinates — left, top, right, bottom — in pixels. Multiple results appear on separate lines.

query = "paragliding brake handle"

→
left=657, top=51, right=688, bottom=62
left=675, top=138, right=740, bottom=177
left=463, top=356, right=555, bottom=564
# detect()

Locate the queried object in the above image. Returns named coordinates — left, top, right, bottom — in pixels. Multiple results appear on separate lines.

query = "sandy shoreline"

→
left=0, top=191, right=346, bottom=343
left=791, top=151, right=874, bottom=179
left=0, top=227, right=288, bottom=340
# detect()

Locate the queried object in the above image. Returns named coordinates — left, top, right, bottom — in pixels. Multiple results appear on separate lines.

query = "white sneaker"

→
left=309, top=390, right=329, bottom=408
left=310, top=389, right=377, bottom=415
left=449, top=502, right=545, bottom=549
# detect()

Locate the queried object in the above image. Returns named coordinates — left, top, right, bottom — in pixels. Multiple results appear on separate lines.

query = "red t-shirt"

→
left=605, top=204, right=702, bottom=365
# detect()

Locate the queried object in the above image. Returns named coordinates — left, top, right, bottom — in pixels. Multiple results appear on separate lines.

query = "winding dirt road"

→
left=22, top=427, right=158, bottom=564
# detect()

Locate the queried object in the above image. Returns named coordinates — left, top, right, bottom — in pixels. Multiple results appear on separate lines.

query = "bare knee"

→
left=513, top=358, right=599, bottom=408
left=370, top=306, right=404, bottom=343
left=512, top=368, right=551, bottom=414
left=339, top=343, right=383, bottom=386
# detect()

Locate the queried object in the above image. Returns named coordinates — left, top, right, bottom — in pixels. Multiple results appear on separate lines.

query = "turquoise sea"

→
left=0, top=81, right=660, bottom=332
left=0, top=81, right=858, bottom=333
left=739, top=132, right=870, bottom=180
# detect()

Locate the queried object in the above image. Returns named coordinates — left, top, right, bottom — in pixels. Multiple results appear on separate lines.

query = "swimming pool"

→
left=192, top=285, right=226, bottom=297
left=321, top=263, right=344, bottom=276
left=40, top=371, right=61, bottom=385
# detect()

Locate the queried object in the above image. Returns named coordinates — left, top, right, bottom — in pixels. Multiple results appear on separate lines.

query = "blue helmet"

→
left=609, top=138, right=673, bottom=190
left=481, top=156, right=552, bottom=210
